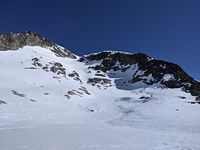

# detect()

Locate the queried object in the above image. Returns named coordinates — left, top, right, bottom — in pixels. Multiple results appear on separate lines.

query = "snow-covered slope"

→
left=80, top=51, right=200, bottom=99
left=0, top=33, right=200, bottom=150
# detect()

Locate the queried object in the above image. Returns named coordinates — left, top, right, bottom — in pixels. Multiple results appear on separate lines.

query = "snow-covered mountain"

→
left=80, top=51, right=200, bottom=99
left=0, top=31, right=200, bottom=150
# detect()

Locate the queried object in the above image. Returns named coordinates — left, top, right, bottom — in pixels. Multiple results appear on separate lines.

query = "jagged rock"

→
left=80, top=51, right=137, bottom=65
left=68, top=71, right=80, bottom=77
left=95, top=74, right=106, bottom=77
left=79, top=86, right=91, bottom=95
left=0, top=31, right=54, bottom=50
left=32, top=57, right=43, bottom=67
left=87, top=78, right=111, bottom=86
left=189, top=101, right=200, bottom=104
left=12, top=90, right=26, bottom=97
left=65, top=94, right=71, bottom=99
left=68, top=71, right=82, bottom=83
left=0, top=100, right=7, bottom=105
left=31, top=59, right=67, bottom=77
left=54, top=62, right=63, bottom=67
left=0, top=30, right=76, bottom=59
left=30, top=99, right=36, bottom=102
left=67, top=91, right=76, bottom=95
left=66, top=89, right=90, bottom=98
left=50, top=66, right=58, bottom=73
left=80, top=52, right=200, bottom=99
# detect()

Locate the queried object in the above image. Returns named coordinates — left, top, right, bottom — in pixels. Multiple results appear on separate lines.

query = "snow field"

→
left=0, top=46, right=200, bottom=150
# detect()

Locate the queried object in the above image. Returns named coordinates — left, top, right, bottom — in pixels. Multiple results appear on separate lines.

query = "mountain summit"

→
left=0, top=30, right=76, bottom=58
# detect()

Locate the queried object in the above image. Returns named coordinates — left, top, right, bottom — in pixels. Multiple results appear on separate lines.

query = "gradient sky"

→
left=1, top=0, right=200, bottom=80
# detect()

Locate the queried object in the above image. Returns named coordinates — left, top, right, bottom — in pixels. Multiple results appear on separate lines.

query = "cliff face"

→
left=0, top=30, right=53, bottom=50
left=0, top=30, right=77, bottom=59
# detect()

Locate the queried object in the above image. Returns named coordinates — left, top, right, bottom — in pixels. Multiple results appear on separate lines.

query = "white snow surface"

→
left=0, top=46, right=200, bottom=150
left=163, top=74, right=175, bottom=81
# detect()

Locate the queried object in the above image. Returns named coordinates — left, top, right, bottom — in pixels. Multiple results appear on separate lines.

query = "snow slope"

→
left=0, top=46, right=200, bottom=150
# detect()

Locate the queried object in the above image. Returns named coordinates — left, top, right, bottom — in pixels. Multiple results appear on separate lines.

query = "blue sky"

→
left=1, top=0, right=200, bottom=80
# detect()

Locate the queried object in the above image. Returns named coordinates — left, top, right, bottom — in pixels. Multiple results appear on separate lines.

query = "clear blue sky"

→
left=1, top=0, right=200, bottom=80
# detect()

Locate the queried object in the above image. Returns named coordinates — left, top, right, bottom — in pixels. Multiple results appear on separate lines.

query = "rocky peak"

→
left=80, top=51, right=200, bottom=100
left=80, top=51, right=150, bottom=66
left=0, top=30, right=77, bottom=59
left=80, top=51, right=153, bottom=72
left=0, top=30, right=52, bottom=50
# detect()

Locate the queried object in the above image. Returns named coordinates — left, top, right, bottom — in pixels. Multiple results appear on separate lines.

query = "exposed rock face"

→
left=88, top=78, right=111, bottom=86
left=80, top=52, right=200, bottom=99
left=0, top=30, right=76, bottom=59
left=0, top=30, right=52, bottom=50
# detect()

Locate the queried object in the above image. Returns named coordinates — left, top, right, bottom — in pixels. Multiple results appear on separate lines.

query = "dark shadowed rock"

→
left=0, top=30, right=76, bottom=59
left=80, top=51, right=200, bottom=99
left=87, top=78, right=111, bottom=86
left=0, top=100, right=7, bottom=105
left=0, top=30, right=54, bottom=50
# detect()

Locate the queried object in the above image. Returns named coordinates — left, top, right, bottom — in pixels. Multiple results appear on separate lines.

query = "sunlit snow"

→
left=0, top=46, right=199, bottom=150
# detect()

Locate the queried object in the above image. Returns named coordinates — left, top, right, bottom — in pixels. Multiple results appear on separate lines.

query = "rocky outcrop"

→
left=0, top=100, right=7, bottom=105
left=65, top=86, right=91, bottom=99
left=80, top=52, right=200, bottom=99
left=0, top=30, right=76, bottom=59
left=0, top=30, right=53, bottom=50
left=87, top=78, right=111, bottom=86
left=30, top=57, right=67, bottom=77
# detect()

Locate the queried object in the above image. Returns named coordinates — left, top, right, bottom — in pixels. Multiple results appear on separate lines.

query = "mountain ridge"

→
left=0, top=30, right=76, bottom=59
left=0, top=30, right=200, bottom=100
left=80, top=51, right=200, bottom=100
left=1, top=31, right=200, bottom=149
